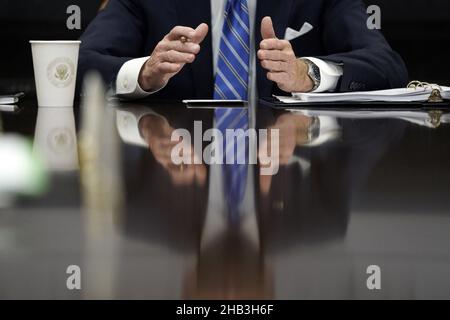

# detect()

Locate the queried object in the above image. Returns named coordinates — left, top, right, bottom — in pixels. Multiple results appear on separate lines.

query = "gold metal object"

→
left=427, top=110, right=443, bottom=128
left=407, top=80, right=424, bottom=89
left=428, top=89, right=444, bottom=103
left=180, top=36, right=189, bottom=44
left=407, top=80, right=445, bottom=103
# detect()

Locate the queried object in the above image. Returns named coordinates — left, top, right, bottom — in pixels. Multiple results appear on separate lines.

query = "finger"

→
left=261, top=16, right=276, bottom=40
left=194, top=165, right=207, bottom=186
left=191, top=23, right=209, bottom=44
left=260, top=38, right=290, bottom=50
left=267, top=71, right=288, bottom=84
left=159, top=41, right=201, bottom=54
left=161, top=50, right=196, bottom=64
left=156, top=62, right=183, bottom=74
left=152, top=143, right=172, bottom=159
left=170, top=167, right=195, bottom=186
left=260, top=59, right=288, bottom=72
left=259, top=174, right=273, bottom=195
left=160, top=139, right=179, bottom=149
left=166, top=26, right=196, bottom=41
left=258, top=49, right=292, bottom=63
left=279, top=154, right=292, bottom=165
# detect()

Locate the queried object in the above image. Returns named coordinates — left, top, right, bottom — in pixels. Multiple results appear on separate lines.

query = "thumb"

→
left=193, top=23, right=209, bottom=44
left=261, top=16, right=276, bottom=39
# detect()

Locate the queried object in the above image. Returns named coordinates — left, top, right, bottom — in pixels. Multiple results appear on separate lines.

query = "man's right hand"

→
left=138, top=23, right=209, bottom=92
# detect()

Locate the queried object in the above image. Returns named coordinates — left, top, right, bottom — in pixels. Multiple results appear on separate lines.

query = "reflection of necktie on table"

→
left=214, top=0, right=250, bottom=223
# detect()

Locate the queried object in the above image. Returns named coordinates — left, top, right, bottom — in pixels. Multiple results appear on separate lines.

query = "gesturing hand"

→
left=138, top=23, right=209, bottom=92
left=139, top=115, right=206, bottom=186
left=257, top=17, right=313, bottom=93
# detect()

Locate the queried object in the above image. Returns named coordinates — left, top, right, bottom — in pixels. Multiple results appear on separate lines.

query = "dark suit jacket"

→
left=78, top=0, right=408, bottom=98
left=120, top=105, right=406, bottom=254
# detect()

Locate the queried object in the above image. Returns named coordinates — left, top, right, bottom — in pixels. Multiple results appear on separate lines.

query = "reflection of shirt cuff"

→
left=307, top=116, right=341, bottom=146
left=116, top=107, right=163, bottom=147
left=116, top=56, right=155, bottom=99
left=302, top=57, right=343, bottom=93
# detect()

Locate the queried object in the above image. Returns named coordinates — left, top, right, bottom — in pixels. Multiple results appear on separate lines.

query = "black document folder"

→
left=259, top=97, right=450, bottom=111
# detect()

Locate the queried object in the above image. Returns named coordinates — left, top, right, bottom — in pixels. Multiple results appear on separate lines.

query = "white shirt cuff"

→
left=302, top=57, right=343, bottom=93
left=302, top=116, right=341, bottom=147
left=116, top=107, right=164, bottom=147
left=115, top=56, right=155, bottom=99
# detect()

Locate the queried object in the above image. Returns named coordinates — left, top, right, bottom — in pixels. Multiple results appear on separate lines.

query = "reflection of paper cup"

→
left=33, top=107, right=79, bottom=171
left=30, top=41, right=81, bottom=107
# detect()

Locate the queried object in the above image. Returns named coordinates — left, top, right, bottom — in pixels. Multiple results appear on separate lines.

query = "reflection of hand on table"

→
left=139, top=115, right=206, bottom=186
left=259, top=113, right=313, bottom=195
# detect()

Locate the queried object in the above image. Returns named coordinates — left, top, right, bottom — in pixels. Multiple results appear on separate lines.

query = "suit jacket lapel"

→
left=255, top=0, right=294, bottom=97
left=175, top=0, right=214, bottom=98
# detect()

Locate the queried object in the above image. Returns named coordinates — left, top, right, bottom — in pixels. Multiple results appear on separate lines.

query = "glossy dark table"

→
left=1, top=98, right=450, bottom=299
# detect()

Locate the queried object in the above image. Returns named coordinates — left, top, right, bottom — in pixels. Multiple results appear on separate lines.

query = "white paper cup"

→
left=33, top=107, right=79, bottom=171
left=30, top=41, right=81, bottom=107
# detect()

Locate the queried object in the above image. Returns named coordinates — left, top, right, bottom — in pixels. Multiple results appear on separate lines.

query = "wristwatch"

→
left=307, top=116, right=321, bottom=143
left=295, top=116, right=321, bottom=145
left=302, top=58, right=321, bottom=91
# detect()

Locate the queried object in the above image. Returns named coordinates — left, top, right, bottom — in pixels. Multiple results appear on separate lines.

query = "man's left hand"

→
left=258, top=16, right=314, bottom=93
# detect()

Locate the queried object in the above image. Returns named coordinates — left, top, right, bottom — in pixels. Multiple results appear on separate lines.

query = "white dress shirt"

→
left=116, top=0, right=343, bottom=98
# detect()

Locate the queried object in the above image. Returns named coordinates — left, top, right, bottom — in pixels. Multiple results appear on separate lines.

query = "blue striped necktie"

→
left=214, top=0, right=250, bottom=223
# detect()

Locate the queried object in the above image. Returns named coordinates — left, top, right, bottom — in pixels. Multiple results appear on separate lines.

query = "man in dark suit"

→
left=78, top=0, right=408, bottom=100
left=115, top=103, right=406, bottom=298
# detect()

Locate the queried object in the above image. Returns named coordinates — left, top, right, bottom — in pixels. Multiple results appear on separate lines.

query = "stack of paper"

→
left=276, top=86, right=450, bottom=103
left=288, top=109, right=450, bottom=128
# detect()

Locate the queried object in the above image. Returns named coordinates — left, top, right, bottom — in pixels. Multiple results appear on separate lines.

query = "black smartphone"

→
left=183, top=99, right=248, bottom=109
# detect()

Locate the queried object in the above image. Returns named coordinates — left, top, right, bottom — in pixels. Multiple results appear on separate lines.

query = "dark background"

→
left=0, top=0, right=449, bottom=94
left=0, top=0, right=101, bottom=94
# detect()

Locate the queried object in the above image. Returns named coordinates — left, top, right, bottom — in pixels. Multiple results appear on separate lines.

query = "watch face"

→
left=313, top=66, right=321, bottom=81
left=305, top=60, right=320, bottom=89
left=309, top=117, right=321, bottom=140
